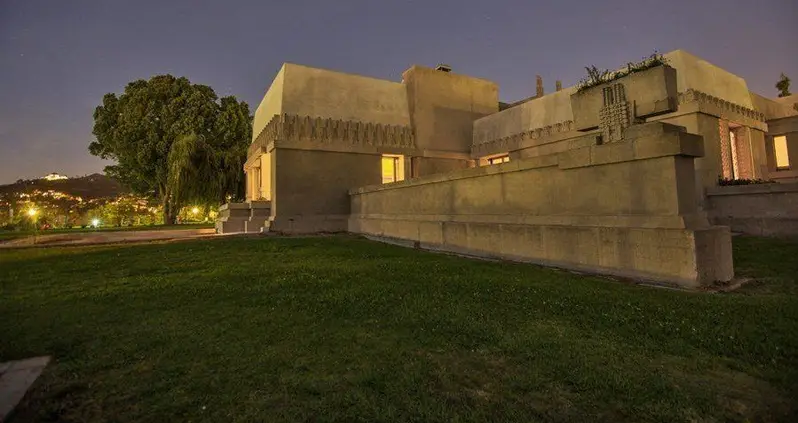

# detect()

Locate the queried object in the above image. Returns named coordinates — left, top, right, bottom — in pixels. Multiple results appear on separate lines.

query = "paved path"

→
left=0, top=357, right=50, bottom=422
left=0, top=228, right=218, bottom=248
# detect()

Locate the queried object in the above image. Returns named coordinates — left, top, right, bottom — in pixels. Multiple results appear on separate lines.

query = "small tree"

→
left=776, top=73, right=791, bottom=98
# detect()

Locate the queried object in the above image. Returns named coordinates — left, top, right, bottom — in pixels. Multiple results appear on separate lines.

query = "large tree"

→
left=90, top=75, right=251, bottom=224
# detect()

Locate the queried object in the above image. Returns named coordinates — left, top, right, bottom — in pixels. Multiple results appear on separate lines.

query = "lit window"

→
left=487, top=155, right=510, bottom=165
left=774, top=135, right=790, bottom=169
left=381, top=155, right=405, bottom=183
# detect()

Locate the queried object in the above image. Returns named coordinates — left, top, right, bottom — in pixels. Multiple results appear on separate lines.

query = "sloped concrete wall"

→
left=350, top=122, right=734, bottom=288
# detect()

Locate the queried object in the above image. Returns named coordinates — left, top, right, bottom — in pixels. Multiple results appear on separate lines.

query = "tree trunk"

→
left=161, top=190, right=176, bottom=225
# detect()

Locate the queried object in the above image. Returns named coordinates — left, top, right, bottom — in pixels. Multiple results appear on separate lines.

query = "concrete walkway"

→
left=0, top=228, right=218, bottom=248
left=0, top=357, right=50, bottom=422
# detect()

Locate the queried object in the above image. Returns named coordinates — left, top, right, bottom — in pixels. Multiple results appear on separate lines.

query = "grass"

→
left=0, top=223, right=213, bottom=242
left=1, top=235, right=796, bottom=422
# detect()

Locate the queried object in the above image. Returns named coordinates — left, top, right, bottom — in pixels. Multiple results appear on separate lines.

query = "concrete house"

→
left=217, top=49, right=798, bottom=288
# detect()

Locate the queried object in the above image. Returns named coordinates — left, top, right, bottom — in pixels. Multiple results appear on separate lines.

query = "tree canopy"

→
left=90, top=75, right=251, bottom=223
left=776, top=73, right=791, bottom=98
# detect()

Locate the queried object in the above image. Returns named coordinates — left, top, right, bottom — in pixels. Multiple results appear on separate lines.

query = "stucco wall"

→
left=350, top=122, right=733, bottom=288
left=270, top=148, right=381, bottom=233
left=281, top=63, right=410, bottom=127
left=751, top=92, right=798, bottom=120
left=251, top=63, right=411, bottom=142
left=252, top=65, right=286, bottom=142
left=403, top=66, right=498, bottom=154
left=662, top=50, right=753, bottom=109
left=706, top=183, right=798, bottom=236
left=473, top=88, right=576, bottom=146
left=413, top=156, right=472, bottom=177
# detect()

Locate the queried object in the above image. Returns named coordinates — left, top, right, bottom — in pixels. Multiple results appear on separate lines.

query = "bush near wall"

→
left=717, top=177, right=775, bottom=186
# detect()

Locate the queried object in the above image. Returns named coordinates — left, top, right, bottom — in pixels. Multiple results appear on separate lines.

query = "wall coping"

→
left=706, top=182, right=798, bottom=196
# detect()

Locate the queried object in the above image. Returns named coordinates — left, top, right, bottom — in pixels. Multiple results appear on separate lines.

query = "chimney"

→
left=556, top=80, right=562, bottom=92
left=536, top=75, right=544, bottom=97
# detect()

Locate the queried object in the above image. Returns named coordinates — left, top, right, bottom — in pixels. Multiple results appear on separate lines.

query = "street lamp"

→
left=91, top=218, right=100, bottom=228
left=27, top=208, right=39, bottom=244
left=191, top=207, right=199, bottom=215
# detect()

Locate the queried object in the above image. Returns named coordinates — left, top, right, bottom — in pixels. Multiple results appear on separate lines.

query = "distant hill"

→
left=0, top=173, right=127, bottom=200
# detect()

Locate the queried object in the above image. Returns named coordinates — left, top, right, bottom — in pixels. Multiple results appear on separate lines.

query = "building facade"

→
left=216, top=49, right=798, bottom=287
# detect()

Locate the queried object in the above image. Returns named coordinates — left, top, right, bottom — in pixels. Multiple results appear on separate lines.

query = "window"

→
left=381, top=155, right=405, bottom=183
left=487, top=155, right=510, bottom=165
left=774, top=135, right=790, bottom=169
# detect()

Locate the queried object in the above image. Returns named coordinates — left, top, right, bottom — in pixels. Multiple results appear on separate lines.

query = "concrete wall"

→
left=662, top=50, right=754, bottom=109
left=412, top=156, right=472, bottom=177
left=270, top=148, right=381, bottom=233
left=403, top=66, right=498, bottom=154
left=252, top=65, right=286, bottom=142
left=281, top=63, right=411, bottom=127
left=751, top=92, right=798, bottom=120
left=251, top=63, right=411, bottom=142
left=706, top=183, right=798, bottom=236
left=473, top=88, right=576, bottom=146
left=350, top=122, right=733, bottom=288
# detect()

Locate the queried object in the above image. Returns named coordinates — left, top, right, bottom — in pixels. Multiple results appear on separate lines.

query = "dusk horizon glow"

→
left=1, top=0, right=796, bottom=184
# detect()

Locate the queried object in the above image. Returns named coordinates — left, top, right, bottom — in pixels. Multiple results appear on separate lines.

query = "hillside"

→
left=0, top=173, right=127, bottom=200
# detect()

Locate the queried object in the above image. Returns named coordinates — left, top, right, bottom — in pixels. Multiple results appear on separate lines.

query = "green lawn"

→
left=0, top=223, right=214, bottom=242
left=1, top=235, right=796, bottom=422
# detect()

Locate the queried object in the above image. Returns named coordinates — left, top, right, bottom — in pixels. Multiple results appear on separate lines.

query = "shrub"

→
left=717, top=177, right=775, bottom=186
left=576, top=51, right=669, bottom=93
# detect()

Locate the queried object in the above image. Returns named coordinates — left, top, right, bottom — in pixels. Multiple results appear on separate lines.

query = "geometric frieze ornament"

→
left=598, top=84, right=632, bottom=143
left=471, top=119, right=575, bottom=155
left=678, top=89, right=766, bottom=122
left=252, top=113, right=416, bottom=151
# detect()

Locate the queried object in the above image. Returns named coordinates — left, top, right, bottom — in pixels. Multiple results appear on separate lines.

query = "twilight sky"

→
left=0, top=0, right=796, bottom=184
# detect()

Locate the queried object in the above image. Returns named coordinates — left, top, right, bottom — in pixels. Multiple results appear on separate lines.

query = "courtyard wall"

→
left=349, top=122, right=734, bottom=288
left=706, top=183, right=798, bottom=236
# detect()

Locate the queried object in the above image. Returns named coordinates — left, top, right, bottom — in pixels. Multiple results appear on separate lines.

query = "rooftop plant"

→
left=576, top=51, right=669, bottom=93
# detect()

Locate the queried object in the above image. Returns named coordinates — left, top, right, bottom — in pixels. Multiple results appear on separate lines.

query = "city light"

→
left=91, top=218, right=100, bottom=227
left=191, top=207, right=199, bottom=215
left=27, top=208, right=38, bottom=217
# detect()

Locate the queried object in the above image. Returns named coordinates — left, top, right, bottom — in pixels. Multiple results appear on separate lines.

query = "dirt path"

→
left=0, top=228, right=218, bottom=248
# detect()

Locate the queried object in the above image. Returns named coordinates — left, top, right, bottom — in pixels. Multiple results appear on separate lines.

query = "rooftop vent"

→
left=435, top=64, right=452, bottom=72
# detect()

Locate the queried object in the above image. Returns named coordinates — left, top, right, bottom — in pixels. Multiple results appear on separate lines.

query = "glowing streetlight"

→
left=27, top=208, right=38, bottom=217
left=191, top=207, right=199, bottom=215
left=91, top=218, right=100, bottom=228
